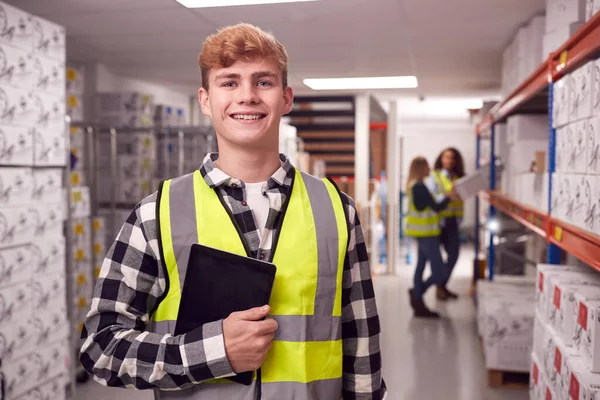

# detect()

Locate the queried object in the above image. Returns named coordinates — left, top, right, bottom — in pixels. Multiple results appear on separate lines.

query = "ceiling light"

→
left=303, top=76, right=418, bottom=91
left=176, top=0, right=318, bottom=7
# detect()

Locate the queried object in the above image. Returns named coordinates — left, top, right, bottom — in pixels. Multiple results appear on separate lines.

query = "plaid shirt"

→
left=80, top=153, right=386, bottom=399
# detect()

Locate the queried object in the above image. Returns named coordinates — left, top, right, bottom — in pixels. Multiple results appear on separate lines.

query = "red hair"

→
left=199, top=23, right=288, bottom=91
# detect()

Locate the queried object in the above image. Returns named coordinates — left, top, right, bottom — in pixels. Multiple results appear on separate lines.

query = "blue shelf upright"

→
left=488, top=124, right=497, bottom=280
left=547, top=81, right=562, bottom=264
left=474, top=132, right=481, bottom=281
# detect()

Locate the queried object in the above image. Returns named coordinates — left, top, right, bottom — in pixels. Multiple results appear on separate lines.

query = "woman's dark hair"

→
left=434, top=147, right=465, bottom=178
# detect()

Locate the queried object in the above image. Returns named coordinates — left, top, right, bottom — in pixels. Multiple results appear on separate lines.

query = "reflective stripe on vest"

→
left=432, top=171, right=464, bottom=218
left=405, top=191, right=441, bottom=238
left=152, top=169, right=347, bottom=400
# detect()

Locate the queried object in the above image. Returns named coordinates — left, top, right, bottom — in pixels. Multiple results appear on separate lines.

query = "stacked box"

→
left=94, top=92, right=154, bottom=128
left=66, top=63, right=84, bottom=123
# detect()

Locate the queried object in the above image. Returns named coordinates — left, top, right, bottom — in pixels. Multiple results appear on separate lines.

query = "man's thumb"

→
left=240, top=305, right=270, bottom=321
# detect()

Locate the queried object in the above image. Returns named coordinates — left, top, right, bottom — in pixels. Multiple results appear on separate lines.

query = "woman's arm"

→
left=412, top=182, right=450, bottom=212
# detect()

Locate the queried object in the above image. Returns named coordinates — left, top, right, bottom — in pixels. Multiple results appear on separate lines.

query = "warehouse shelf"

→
left=474, top=10, right=600, bottom=279
left=482, top=190, right=600, bottom=273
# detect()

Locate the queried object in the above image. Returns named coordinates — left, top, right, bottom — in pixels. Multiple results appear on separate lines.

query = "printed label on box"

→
left=554, top=286, right=562, bottom=310
left=580, top=301, right=589, bottom=330
left=570, top=372, right=580, bottom=399
left=555, top=347, right=563, bottom=374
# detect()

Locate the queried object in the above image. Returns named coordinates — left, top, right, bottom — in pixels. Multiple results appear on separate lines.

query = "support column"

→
left=354, top=94, right=370, bottom=208
left=386, top=101, right=398, bottom=275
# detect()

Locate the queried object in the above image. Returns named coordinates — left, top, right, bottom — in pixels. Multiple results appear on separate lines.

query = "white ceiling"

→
left=9, top=0, right=545, bottom=99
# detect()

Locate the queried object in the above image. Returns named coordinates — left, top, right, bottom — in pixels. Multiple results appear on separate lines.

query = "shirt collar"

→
left=200, top=153, right=295, bottom=190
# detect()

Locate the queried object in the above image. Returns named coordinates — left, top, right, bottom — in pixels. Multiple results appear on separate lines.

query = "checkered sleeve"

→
left=340, top=193, right=387, bottom=399
left=79, top=193, right=235, bottom=390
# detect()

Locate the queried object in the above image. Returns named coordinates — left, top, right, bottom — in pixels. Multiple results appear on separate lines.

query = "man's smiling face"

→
left=199, top=57, right=293, bottom=151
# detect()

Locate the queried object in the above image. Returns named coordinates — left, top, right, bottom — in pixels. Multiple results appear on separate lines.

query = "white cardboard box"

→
left=530, top=352, right=544, bottom=400
left=0, top=85, right=35, bottom=127
left=31, top=17, right=66, bottom=63
left=551, top=173, right=565, bottom=219
left=0, top=125, right=34, bottom=166
left=0, top=245, right=31, bottom=289
left=71, top=217, right=91, bottom=263
left=67, top=93, right=84, bottom=122
left=2, top=353, right=38, bottom=399
left=587, top=117, right=600, bottom=174
left=33, top=127, right=66, bottom=166
left=556, top=127, right=570, bottom=173
left=547, top=272, right=600, bottom=326
left=95, top=92, right=154, bottom=115
left=571, top=174, right=588, bottom=230
left=0, top=167, right=32, bottom=206
left=0, top=280, right=32, bottom=327
left=31, top=91, right=65, bottom=131
left=32, top=55, right=66, bottom=96
left=579, top=174, right=598, bottom=232
left=565, top=124, right=578, bottom=173
left=595, top=0, right=600, bottom=15
left=28, top=202, right=63, bottom=240
left=587, top=0, right=595, bottom=20
left=30, top=271, right=66, bottom=313
left=536, top=264, right=588, bottom=319
left=0, top=2, right=33, bottom=51
left=507, top=115, right=548, bottom=144
left=545, top=332, right=579, bottom=399
left=0, top=44, right=34, bottom=89
left=70, top=186, right=91, bottom=219
left=568, top=355, right=600, bottom=399
left=66, top=64, right=84, bottom=95
left=546, top=0, right=586, bottom=32
left=570, top=62, right=595, bottom=123
left=593, top=59, right=600, bottom=117
left=574, top=295, right=600, bottom=372
left=573, top=120, right=589, bottom=174
left=13, top=375, right=68, bottom=400
left=73, top=267, right=93, bottom=300
left=529, top=15, right=547, bottom=73
left=544, top=23, right=584, bottom=60
left=0, top=313, right=35, bottom=364
left=29, top=235, right=65, bottom=275
left=556, top=284, right=600, bottom=346
left=31, top=168, right=62, bottom=203
left=0, top=205, right=35, bottom=249
left=30, top=304, right=68, bottom=347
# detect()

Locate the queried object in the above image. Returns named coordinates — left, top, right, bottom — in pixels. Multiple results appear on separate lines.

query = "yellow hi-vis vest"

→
left=432, top=170, right=464, bottom=219
left=151, top=169, right=348, bottom=400
left=405, top=186, right=441, bottom=238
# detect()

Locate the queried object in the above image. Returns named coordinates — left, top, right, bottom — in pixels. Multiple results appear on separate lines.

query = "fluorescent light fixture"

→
left=176, top=0, right=318, bottom=7
left=303, top=76, right=418, bottom=91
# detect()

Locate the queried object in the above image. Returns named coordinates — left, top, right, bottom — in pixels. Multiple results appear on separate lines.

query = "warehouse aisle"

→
left=375, top=246, right=529, bottom=400
left=78, top=247, right=529, bottom=400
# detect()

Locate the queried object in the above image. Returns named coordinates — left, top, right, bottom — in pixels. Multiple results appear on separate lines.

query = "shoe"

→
left=408, top=288, right=416, bottom=308
left=411, top=297, right=440, bottom=319
left=436, top=286, right=450, bottom=301
left=444, top=287, right=459, bottom=300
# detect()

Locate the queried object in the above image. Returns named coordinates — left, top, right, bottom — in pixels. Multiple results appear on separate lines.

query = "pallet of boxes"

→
left=477, top=275, right=537, bottom=389
left=530, top=263, right=600, bottom=400
left=0, top=1, right=72, bottom=399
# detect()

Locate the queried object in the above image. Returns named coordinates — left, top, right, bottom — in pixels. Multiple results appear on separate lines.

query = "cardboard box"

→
left=546, top=272, right=600, bottom=326
left=30, top=271, right=66, bottom=313
left=0, top=205, right=35, bottom=249
left=117, top=155, right=154, bottom=178
left=2, top=353, right=37, bottom=399
left=70, top=186, right=91, bottom=219
left=31, top=168, right=62, bottom=203
left=0, top=245, right=31, bottom=289
left=556, top=284, right=600, bottom=347
left=551, top=173, right=565, bottom=219
left=0, top=85, right=36, bottom=127
left=30, top=302, right=68, bottom=348
left=0, top=280, right=32, bottom=327
left=593, top=60, right=600, bottom=117
left=574, top=295, right=600, bottom=372
left=0, top=167, right=32, bottom=206
left=529, top=15, right=547, bottom=73
left=579, top=174, right=598, bottom=232
left=31, top=17, right=66, bottom=63
left=536, top=264, right=588, bottom=320
left=28, top=202, right=63, bottom=240
left=570, top=62, right=595, bottom=123
left=555, top=127, right=570, bottom=173
left=0, top=125, right=34, bottom=166
left=0, top=313, right=36, bottom=364
left=595, top=0, right=600, bottom=15
left=544, top=22, right=584, bottom=59
left=32, top=56, right=65, bottom=96
left=0, top=2, right=33, bottom=51
left=567, top=352, right=600, bottom=399
left=546, top=0, right=586, bottom=32
left=508, top=141, right=549, bottom=173
left=70, top=217, right=91, bottom=262
left=29, top=235, right=65, bottom=275
left=572, top=120, right=589, bottom=174
left=67, top=93, right=84, bottom=122
left=570, top=175, right=587, bottom=229
left=477, top=282, right=535, bottom=336
left=32, top=127, right=66, bottom=166
left=31, top=91, right=65, bottom=131
left=23, top=338, right=70, bottom=391
left=587, top=0, right=595, bottom=20
left=545, top=332, right=579, bottom=399
left=73, top=267, right=93, bottom=300
left=587, top=117, right=600, bottom=174
left=0, top=44, right=34, bottom=89
left=12, top=375, right=68, bottom=400
left=66, top=64, right=84, bottom=95
left=98, top=131, right=155, bottom=158
left=531, top=352, right=544, bottom=400
left=96, top=111, right=154, bottom=129
left=507, top=115, right=548, bottom=144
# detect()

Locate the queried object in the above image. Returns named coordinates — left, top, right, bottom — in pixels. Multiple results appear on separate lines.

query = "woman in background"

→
left=427, top=148, right=466, bottom=301
left=405, top=157, right=458, bottom=318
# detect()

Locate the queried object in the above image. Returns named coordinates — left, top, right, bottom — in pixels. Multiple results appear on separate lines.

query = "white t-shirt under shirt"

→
left=244, top=182, right=270, bottom=238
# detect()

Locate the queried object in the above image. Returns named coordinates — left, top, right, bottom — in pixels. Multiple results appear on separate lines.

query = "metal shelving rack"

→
left=474, top=13, right=600, bottom=279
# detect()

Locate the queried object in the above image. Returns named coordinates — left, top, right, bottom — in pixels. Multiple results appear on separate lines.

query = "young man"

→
left=80, top=23, right=386, bottom=400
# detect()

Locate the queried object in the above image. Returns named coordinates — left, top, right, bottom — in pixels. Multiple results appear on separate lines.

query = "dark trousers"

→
left=414, top=236, right=449, bottom=299
left=440, top=217, right=460, bottom=286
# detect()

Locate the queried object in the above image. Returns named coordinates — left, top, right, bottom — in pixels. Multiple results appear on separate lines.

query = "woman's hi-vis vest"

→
left=405, top=184, right=441, bottom=238
left=151, top=169, right=348, bottom=400
left=432, top=170, right=464, bottom=219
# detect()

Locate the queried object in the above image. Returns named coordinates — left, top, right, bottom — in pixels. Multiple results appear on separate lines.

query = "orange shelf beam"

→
left=485, top=191, right=548, bottom=238
left=548, top=219, right=600, bottom=273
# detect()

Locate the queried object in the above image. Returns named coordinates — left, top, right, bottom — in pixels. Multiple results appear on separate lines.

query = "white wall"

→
left=398, top=117, right=478, bottom=229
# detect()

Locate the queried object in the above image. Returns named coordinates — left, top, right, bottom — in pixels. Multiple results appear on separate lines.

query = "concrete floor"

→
left=77, top=246, right=529, bottom=400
